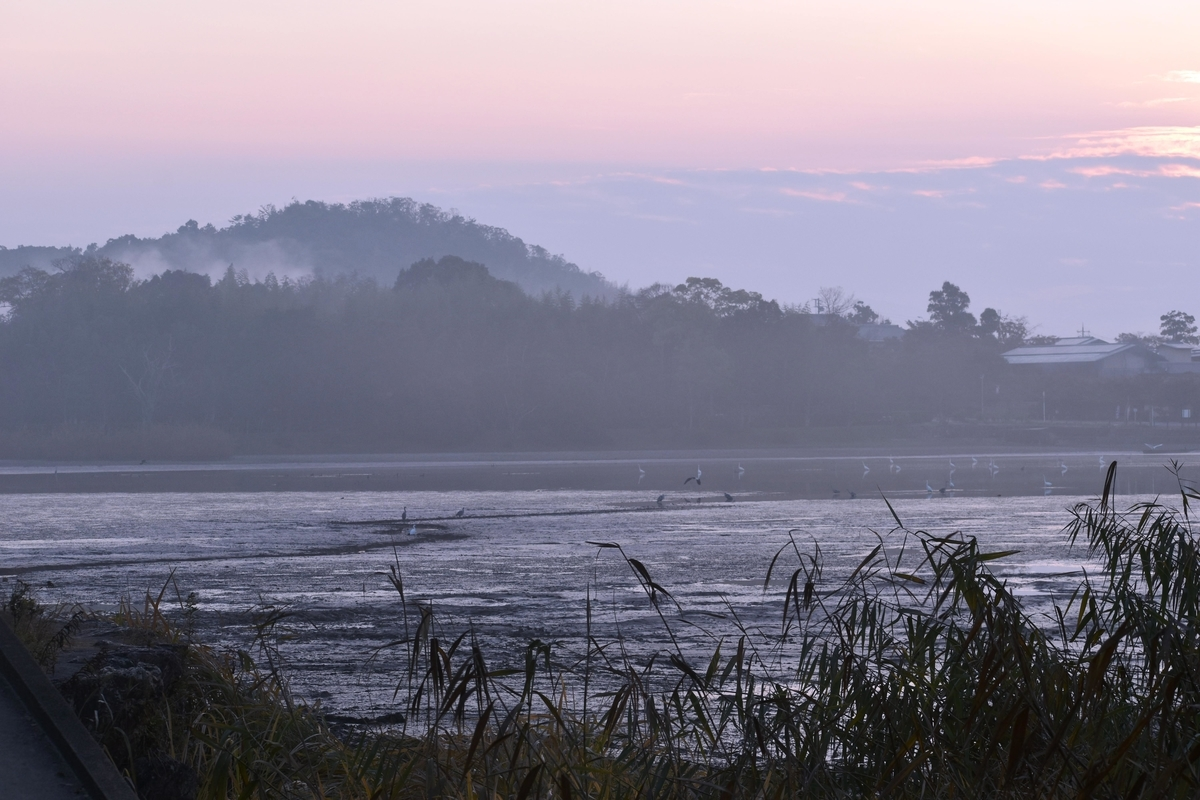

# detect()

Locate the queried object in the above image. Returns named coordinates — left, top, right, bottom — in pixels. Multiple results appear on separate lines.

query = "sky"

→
left=2, top=1, right=1199, bottom=336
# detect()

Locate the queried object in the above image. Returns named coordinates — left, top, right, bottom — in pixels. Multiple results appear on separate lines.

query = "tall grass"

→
left=22, top=461, right=1200, bottom=797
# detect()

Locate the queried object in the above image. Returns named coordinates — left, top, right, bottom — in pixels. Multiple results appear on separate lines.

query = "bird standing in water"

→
left=455, top=508, right=465, bottom=518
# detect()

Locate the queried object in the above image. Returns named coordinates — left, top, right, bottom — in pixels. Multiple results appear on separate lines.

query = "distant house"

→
left=856, top=323, right=905, bottom=343
left=807, top=314, right=904, bottom=343
left=1157, top=342, right=1200, bottom=374
left=1001, top=337, right=1160, bottom=377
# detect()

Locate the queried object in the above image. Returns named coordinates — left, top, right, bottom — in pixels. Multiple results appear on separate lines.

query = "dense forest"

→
left=1, top=252, right=1195, bottom=458
left=0, top=198, right=614, bottom=298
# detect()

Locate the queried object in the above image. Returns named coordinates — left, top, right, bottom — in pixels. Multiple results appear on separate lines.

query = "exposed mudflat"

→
left=0, top=450, right=1194, bottom=719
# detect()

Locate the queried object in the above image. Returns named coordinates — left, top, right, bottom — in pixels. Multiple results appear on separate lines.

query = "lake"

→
left=1, top=451, right=1194, bottom=718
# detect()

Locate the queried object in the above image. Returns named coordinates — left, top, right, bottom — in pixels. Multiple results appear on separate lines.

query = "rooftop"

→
left=1002, top=339, right=1144, bottom=366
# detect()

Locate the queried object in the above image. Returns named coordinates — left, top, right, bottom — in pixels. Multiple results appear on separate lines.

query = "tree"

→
left=1116, top=332, right=1162, bottom=347
left=927, top=281, right=976, bottom=334
left=815, top=286, right=855, bottom=317
left=979, top=307, right=1028, bottom=347
left=1160, top=310, right=1199, bottom=344
left=848, top=301, right=880, bottom=325
left=979, top=308, right=1000, bottom=338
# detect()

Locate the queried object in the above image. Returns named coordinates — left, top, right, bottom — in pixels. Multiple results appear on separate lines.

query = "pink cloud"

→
left=1070, top=165, right=1132, bottom=178
left=1158, top=164, right=1200, bottom=178
left=1040, top=179, right=1067, bottom=189
left=1165, top=70, right=1200, bottom=83
left=1114, top=97, right=1189, bottom=108
left=912, top=189, right=948, bottom=198
left=779, top=188, right=851, bottom=203
left=1048, top=126, right=1200, bottom=160
left=1005, top=175, right=1027, bottom=183
left=1069, top=163, right=1200, bottom=179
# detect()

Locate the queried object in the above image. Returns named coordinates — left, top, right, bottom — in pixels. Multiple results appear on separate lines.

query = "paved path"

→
left=0, top=619, right=137, bottom=800
left=0, top=668, right=88, bottom=798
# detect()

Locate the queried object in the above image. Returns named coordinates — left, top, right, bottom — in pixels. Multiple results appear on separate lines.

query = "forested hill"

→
left=0, top=198, right=616, bottom=298
left=6, top=253, right=1186, bottom=460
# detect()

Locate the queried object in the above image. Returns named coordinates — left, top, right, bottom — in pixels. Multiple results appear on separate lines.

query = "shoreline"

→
left=0, top=446, right=1191, bottom=497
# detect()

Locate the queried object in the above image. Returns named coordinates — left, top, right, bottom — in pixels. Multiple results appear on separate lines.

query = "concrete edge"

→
left=0, top=616, right=139, bottom=800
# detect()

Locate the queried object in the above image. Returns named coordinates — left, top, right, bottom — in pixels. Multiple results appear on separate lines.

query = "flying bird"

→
left=1043, top=475, right=1054, bottom=488
left=862, top=462, right=870, bottom=476
left=638, top=465, right=645, bottom=482
left=1146, top=443, right=1163, bottom=450
left=737, top=463, right=745, bottom=478
left=971, top=457, right=978, bottom=468
left=949, top=459, right=956, bottom=471
left=684, top=476, right=697, bottom=486
left=925, top=481, right=934, bottom=493
left=1059, top=460, right=1068, bottom=475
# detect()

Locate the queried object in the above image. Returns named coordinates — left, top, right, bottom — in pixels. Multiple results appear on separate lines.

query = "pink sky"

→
left=3, top=2, right=1200, bottom=335
left=4, top=1, right=1200, bottom=168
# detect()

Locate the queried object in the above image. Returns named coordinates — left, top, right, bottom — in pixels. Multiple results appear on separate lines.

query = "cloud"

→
left=1165, top=70, right=1200, bottom=83
left=912, top=189, right=948, bottom=198
left=1004, top=175, right=1027, bottom=184
left=625, top=213, right=697, bottom=224
left=1170, top=201, right=1200, bottom=212
left=1158, top=164, right=1200, bottom=178
left=1069, top=164, right=1200, bottom=179
left=1114, top=97, right=1190, bottom=108
left=779, top=188, right=852, bottom=203
left=738, top=206, right=793, bottom=217
left=1047, top=126, right=1200, bottom=160
left=1040, top=180, right=1067, bottom=189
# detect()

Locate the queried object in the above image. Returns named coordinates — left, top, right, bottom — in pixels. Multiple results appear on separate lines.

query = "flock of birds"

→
left=405, top=450, right=1156, bottom=528
left=641, top=453, right=1133, bottom=505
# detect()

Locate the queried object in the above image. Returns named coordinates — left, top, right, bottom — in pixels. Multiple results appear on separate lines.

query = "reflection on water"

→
left=0, top=481, right=1191, bottom=716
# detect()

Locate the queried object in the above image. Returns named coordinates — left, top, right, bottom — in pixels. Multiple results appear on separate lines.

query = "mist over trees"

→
left=0, top=198, right=615, bottom=299
left=2, top=254, right=1192, bottom=458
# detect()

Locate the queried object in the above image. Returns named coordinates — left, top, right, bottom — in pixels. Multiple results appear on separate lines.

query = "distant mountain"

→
left=0, top=198, right=616, bottom=298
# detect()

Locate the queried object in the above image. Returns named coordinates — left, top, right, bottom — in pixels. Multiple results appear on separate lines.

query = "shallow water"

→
left=5, top=476, right=1190, bottom=718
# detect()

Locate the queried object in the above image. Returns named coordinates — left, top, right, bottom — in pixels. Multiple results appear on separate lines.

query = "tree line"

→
left=0, top=257, right=1195, bottom=456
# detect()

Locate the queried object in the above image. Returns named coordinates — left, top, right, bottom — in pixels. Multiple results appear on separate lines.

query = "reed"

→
left=16, top=460, right=1200, bottom=798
